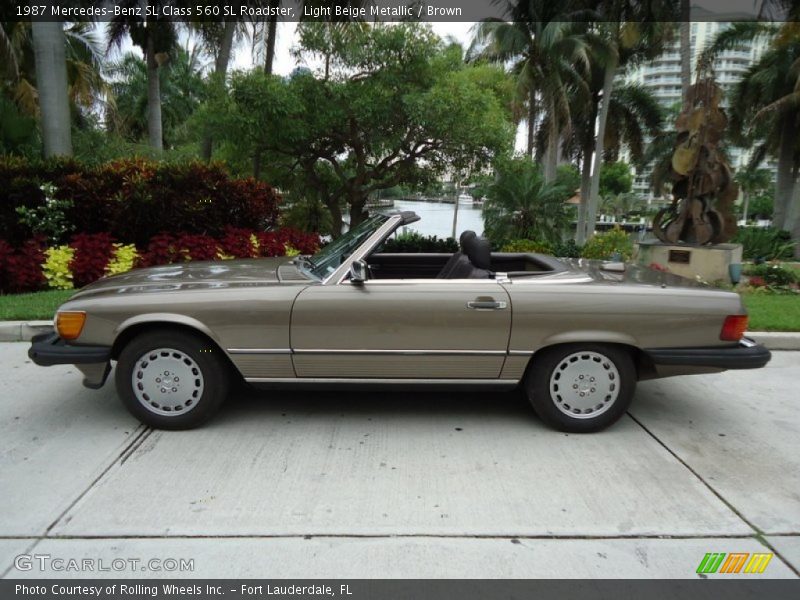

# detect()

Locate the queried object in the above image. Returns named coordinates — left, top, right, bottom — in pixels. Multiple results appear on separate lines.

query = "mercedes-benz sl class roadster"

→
left=29, top=211, right=771, bottom=432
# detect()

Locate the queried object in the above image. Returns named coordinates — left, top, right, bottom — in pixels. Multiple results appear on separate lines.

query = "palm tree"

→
left=600, top=191, right=641, bottom=220
left=108, top=46, right=207, bottom=149
left=698, top=22, right=797, bottom=225
left=566, top=67, right=664, bottom=243
left=583, top=6, right=677, bottom=242
left=192, top=18, right=247, bottom=159
left=735, top=166, right=773, bottom=223
left=482, top=158, right=571, bottom=244
left=30, top=20, right=72, bottom=157
left=108, top=1, right=179, bottom=151
left=2, top=20, right=106, bottom=138
left=679, top=0, right=691, bottom=99
left=471, top=1, right=591, bottom=180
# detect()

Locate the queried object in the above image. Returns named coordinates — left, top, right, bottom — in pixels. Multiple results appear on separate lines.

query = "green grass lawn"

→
left=742, top=294, right=800, bottom=332
left=0, top=290, right=74, bottom=321
left=0, top=288, right=798, bottom=332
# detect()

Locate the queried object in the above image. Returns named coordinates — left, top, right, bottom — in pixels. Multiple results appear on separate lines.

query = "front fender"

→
left=115, top=313, right=221, bottom=345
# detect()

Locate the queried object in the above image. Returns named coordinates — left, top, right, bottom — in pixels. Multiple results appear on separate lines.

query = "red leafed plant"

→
left=284, top=228, right=321, bottom=254
left=2, top=237, right=46, bottom=293
left=69, top=233, right=116, bottom=287
left=137, top=232, right=178, bottom=267
left=747, top=275, right=766, bottom=288
left=254, top=231, right=287, bottom=257
left=219, top=227, right=257, bottom=258
left=176, top=233, right=219, bottom=262
left=0, top=239, right=12, bottom=291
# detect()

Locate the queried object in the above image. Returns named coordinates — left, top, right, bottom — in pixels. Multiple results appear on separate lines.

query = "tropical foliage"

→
left=0, top=158, right=281, bottom=246
left=2, top=4, right=800, bottom=260
left=0, top=228, right=321, bottom=293
left=482, top=158, right=572, bottom=244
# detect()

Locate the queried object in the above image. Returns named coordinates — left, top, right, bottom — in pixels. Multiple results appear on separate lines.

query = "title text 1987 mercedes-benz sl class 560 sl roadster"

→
left=29, top=211, right=771, bottom=433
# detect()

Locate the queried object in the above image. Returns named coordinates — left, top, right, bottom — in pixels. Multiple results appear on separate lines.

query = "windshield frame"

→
left=296, top=213, right=403, bottom=285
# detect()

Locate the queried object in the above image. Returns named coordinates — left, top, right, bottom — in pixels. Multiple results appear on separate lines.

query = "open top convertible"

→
left=29, top=211, right=770, bottom=432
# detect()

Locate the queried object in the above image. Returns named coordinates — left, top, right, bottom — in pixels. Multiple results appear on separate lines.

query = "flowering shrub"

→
left=0, top=228, right=322, bottom=293
left=43, top=246, right=75, bottom=290
left=741, top=262, right=799, bottom=295
left=15, top=183, right=74, bottom=243
left=70, top=233, right=116, bottom=288
left=580, top=226, right=634, bottom=261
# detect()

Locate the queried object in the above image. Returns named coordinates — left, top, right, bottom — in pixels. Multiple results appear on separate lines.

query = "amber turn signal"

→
left=720, top=314, right=748, bottom=342
left=56, top=311, right=87, bottom=341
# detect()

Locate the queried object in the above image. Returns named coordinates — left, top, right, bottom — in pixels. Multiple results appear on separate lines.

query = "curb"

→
left=746, top=331, right=800, bottom=351
left=0, top=320, right=53, bottom=343
left=1, top=320, right=799, bottom=350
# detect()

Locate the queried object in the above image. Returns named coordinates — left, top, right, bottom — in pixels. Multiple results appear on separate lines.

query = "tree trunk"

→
left=775, top=122, right=794, bottom=230
left=326, top=199, right=344, bottom=239
left=349, top=194, right=368, bottom=230
left=741, top=191, right=749, bottom=224
left=680, top=0, right=692, bottom=100
left=526, top=91, right=536, bottom=158
left=252, top=152, right=261, bottom=179
left=201, top=20, right=236, bottom=161
left=264, top=11, right=278, bottom=75
left=543, top=97, right=558, bottom=183
left=576, top=135, right=594, bottom=245
left=586, top=60, right=617, bottom=240
left=31, top=20, right=72, bottom=158
left=784, top=177, right=800, bottom=258
left=146, top=35, right=163, bottom=152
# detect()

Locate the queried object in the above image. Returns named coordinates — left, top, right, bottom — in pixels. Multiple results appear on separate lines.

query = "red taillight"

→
left=720, top=315, right=748, bottom=341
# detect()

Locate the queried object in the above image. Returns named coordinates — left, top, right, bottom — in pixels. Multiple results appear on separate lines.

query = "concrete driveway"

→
left=1, top=342, right=798, bottom=579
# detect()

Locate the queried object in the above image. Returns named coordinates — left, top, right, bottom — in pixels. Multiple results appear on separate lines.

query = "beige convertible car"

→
left=30, top=211, right=770, bottom=432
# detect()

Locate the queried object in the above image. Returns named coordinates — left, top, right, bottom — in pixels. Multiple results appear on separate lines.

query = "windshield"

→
left=301, top=214, right=389, bottom=280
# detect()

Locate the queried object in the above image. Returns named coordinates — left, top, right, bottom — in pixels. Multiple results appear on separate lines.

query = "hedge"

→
left=0, top=157, right=282, bottom=246
left=0, top=228, right=320, bottom=293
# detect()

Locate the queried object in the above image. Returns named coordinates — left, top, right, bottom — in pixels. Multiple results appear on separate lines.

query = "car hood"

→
left=70, top=257, right=310, bottom=300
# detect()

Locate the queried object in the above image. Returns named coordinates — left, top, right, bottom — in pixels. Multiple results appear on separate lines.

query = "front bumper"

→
left=644, top=337, right=772, bottom=371
left=28, top=329, right=112, bottom=389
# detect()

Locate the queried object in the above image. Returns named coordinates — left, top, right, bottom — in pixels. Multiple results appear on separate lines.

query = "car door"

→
left=290, top=279, right=512, bottom=379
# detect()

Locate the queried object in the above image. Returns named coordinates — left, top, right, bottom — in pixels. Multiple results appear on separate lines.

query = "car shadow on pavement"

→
left=212, top=385, right=537, bottom=429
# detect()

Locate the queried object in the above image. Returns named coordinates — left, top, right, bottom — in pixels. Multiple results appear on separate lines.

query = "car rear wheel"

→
left=116, top=330, right=229, bottom=430
left=523, top=344, right=636, bottom=433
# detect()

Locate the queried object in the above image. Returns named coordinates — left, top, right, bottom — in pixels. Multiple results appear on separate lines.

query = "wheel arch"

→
left=110, top=317, right=242, bottom=380
left=524, top=340, right=656, bottom=381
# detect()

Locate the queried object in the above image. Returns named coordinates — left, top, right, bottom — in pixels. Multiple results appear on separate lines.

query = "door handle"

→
left=467, top=299, right=507, bottom=310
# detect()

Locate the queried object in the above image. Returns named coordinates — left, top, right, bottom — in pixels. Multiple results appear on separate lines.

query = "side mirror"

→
left=349, top=259, right=368, bottom=284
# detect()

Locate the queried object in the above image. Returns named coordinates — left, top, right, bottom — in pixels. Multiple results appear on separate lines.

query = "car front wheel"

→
left=115, top=330, right=230, bottom=430
left=523, top=344, right=636, bottom=433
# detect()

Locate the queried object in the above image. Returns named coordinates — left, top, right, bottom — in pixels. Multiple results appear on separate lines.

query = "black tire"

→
left=115, top=329, right=230, bottom=430
left=523, top=343, right=636, bottom=433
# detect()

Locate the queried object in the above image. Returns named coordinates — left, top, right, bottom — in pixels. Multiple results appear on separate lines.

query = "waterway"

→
left=380, top=199, right=485, bottom=239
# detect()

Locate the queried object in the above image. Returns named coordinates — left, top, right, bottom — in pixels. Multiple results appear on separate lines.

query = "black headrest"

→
left=465, top=236, right=492, bottom=271
left=459, top=230, right=477, bottom=250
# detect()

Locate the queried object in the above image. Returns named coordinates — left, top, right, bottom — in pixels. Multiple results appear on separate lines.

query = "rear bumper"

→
left=28, top=329, right=112, bottom=389
left=644, top=338, right=771, bottom=371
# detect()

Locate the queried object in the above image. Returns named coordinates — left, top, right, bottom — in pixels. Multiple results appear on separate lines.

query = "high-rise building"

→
left=625, top=13, right=772, bottom=199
